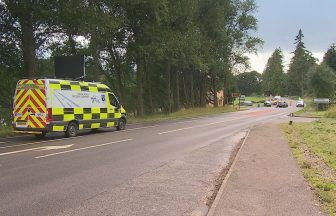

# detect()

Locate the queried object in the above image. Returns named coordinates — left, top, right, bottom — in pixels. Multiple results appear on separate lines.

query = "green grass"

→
left=294, top=98, right=328, bottom=118
left=0, top=126, right=13, bottom=137
left=128, top=106, right=236, bottom=124
left=234, top=96, right=267, bottom=107
left=244, top=96, right=266, bottom=103
left=283, top=119, right=336, bottom=215
left=325, top=105, right=336, bottom=118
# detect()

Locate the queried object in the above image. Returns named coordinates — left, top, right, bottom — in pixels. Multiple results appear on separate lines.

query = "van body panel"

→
left=13, top=79, right=126, bottom=134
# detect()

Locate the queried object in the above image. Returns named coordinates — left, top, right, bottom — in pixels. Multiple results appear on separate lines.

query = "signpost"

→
left=313, top=98, right=331, bottom=111
left=313, top=98, right=330, bottom=104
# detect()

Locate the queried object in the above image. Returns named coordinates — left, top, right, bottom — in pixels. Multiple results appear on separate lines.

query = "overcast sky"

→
left=248, top=0, right=336, bottom=72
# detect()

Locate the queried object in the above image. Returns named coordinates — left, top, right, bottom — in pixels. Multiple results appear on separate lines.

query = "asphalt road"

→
left=0, top=106, right=298, bottom=216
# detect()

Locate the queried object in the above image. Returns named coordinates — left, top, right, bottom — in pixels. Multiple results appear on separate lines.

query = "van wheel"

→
left=65, top=122, right=78, bottom=137
left=116, top=118, right=126, bottom=131
left=35, top=131, right=46, bottom=138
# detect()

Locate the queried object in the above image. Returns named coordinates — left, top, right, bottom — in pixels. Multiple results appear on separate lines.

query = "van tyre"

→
left=65, top=122, right=78, bottom=137
left=116, top=118, right=126, bottom=131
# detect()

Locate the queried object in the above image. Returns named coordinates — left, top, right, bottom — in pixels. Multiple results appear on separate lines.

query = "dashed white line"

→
left=35, top=139, right=133, bottom=159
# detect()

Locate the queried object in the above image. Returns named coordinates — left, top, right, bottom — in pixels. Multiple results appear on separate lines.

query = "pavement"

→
left=0, top=107, right=298, bottom=216
left=208, top=122, right=324, bottom=216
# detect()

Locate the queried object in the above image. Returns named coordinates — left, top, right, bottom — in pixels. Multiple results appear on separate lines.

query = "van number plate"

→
left=16, top=122, right=28, bottom=128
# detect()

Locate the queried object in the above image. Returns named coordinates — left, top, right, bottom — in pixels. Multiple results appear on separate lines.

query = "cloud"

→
left=247, top=51, right=324, bottom=73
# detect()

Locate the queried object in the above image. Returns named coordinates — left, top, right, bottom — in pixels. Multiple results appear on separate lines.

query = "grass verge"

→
left=326, top=105, right=336, bottom=118
left=128, top=106, right=236, bottom=124
left=294, top=98, right=327, bottom=118
left=283, top=119, right=336, bottom=215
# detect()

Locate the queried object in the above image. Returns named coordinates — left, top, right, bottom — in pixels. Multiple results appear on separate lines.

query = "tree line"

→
left=236, top=29, right=336, bottom=99
left=0, top=0, right=262, bottom=120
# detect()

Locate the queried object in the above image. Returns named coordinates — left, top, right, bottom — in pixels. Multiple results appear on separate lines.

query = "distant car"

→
left=277, top=101, right=288, bottom=108
left=264, top=101, right=272, bottom=107
left=296, top=100, right=304, bottom=107
left=272, top=96, right=282, bottom=105
left=244, top=101, right=253, bottom=106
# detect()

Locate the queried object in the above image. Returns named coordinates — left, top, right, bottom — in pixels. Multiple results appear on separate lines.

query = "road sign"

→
left=232, top=92, right=240, bottom=97
left=313, top=98, right=330, bottom=104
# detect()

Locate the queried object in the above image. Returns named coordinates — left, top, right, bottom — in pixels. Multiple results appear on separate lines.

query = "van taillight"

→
left=47, top=108, right=53, bottom=122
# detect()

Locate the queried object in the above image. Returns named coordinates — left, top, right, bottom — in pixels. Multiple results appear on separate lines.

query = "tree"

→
left=236, top=71, right=262, bottom=95
left=0, top=0, right=262, bottom=119
left=287, top=29, right=316, bottom=96
left=262, top=48, right=286, bottom=96
left=323, top=44, right=336, bottom=72
left=2, top=1, right=59, bottom=78
left=308, top=64, right=336, bottom=98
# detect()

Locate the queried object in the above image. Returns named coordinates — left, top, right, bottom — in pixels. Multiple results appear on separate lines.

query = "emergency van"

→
left=13, top=79, right=127, bottom=137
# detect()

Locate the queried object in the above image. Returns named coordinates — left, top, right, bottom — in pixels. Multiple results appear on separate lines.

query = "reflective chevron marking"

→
left=13, top=80, right=46, bottom=129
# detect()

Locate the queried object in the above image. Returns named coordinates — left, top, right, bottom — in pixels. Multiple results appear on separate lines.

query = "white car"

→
left=296, top=100, right=304, bottom=107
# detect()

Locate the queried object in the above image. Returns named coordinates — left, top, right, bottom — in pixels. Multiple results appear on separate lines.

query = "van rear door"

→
left=13, top=79, right=47, bottom=130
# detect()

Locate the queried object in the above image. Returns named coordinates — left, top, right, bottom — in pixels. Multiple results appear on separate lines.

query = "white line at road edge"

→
left=35, top=139, right=133, bottom=159
left=207, top=128, right=251, bottom=216
left=158, top=119, right=243, bottom=135
left=158, top=109, right=291, bottom=135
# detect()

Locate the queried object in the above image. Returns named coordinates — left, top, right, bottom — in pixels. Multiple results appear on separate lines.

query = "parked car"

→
left=277, top=101, right=288, bottom=108
left=264, top=100, right=272, bottom=107
left=244, top=101, right=253, bottom=106
left=296, top=100, right=304, bottom=107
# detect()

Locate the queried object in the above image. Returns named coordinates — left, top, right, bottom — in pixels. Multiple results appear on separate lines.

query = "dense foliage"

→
left=287, top=29, right=317, bottom=96
left=236, top=71, right=262, bottom=95
left=259, top=30, right=335, bottom=99
left=262, top=48, right=286, bottom=96
left=0, top=0, right=261, bottom=120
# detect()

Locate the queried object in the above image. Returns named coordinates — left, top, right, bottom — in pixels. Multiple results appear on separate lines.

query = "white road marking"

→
left=0, top=144, right=74, bottom=156
left=0, top=136, right=83, bottom=149
left=158, top=120, right=229, bottom=135
left=0, top=141, right=7, bottom=144
left=0, top=125, right=159, bottom=149
left=35, top=144, right=74, bottom=151
left=158, top=110, right=291, bottom=135
left=35, top=139, right=133, bottom=159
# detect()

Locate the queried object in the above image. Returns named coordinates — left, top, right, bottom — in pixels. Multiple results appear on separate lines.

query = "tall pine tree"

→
left=262, top=48, right=286, bottom=96
left=287, top=29, right=316, bottom=96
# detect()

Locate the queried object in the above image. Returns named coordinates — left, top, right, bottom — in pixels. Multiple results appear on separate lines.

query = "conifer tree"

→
left=262, top=48, right=286, bottom=96
left=287, top=29, right=316, bottom=96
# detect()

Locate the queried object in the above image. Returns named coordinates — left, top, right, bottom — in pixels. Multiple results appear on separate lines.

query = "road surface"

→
left=0, top=107, right=297, bottom=216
